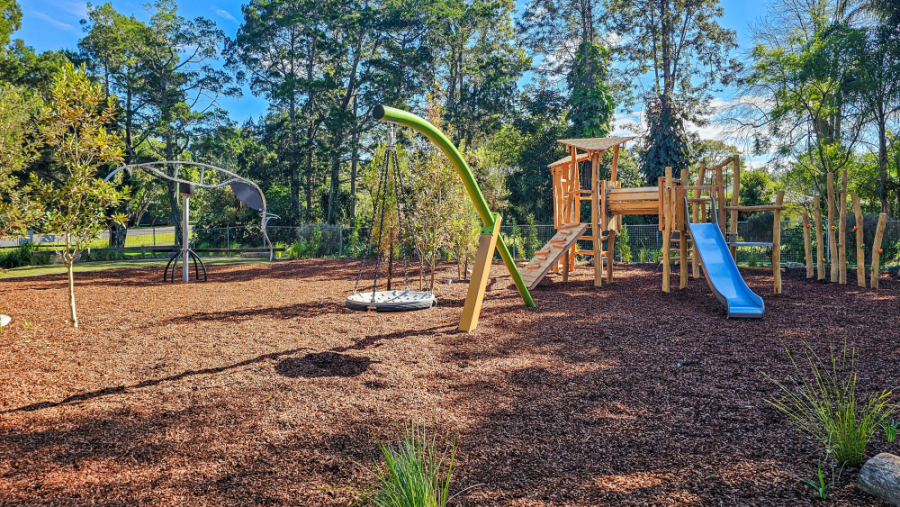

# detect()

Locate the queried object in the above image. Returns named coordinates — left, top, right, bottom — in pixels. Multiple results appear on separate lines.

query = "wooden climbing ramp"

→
left=520, top=223, right=590, bottom=290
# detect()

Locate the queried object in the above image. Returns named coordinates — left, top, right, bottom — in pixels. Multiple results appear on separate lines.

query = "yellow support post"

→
left=459, top=214, right=503, bottom=332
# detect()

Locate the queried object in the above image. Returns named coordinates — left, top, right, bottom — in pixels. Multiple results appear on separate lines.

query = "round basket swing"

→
left=346, top=124, right=436, bottom=312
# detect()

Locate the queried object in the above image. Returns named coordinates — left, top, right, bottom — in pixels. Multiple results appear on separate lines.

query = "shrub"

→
left=764, top=344, right=897, bottom=466
left=616, top=226, right=632, bottom=263
left=882, top=419, right=899, bottom=443
left=286, top=227, right=322, bottom=260
left=0, top=243, right=39, bottom=269
left=362, top=421, right=459, bottom=507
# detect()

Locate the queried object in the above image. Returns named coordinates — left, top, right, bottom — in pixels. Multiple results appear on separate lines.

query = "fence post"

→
left=339, top=224, right=343, bottom=257
left=226, top=226, right=230, bottom=249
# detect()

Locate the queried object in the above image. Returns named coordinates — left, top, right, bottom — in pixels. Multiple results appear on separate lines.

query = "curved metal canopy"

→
left=104, top=161, right=276, bottom=261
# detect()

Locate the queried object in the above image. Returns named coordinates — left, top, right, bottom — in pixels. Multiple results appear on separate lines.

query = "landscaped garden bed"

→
left=0, top=260, right=897, bottom=505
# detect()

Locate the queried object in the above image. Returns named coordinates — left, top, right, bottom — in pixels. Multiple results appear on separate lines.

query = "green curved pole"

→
left=374, top=105, right=535, bottom=307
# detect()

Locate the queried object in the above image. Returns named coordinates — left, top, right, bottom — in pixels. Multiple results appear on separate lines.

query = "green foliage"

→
left=0, top=84, right=39, bottom=238
left=764, top=344, right=897, bottom=466
left=738, top=168, right=776, bottom=210
left=639, top=99, right=693, bottom=185
left=747, top=253, right=759, bottom=267
left=524, top=214, right=539, bottom=259
left=801, top=460, right=837, bottom=500
left=566, top=42, right=614, bottom=138
left=361, top=422, right=458, bottom=507
left=638, top=247, right=659, bottom=264
left=286, top=227, right=322, bottom=259
left=616, top=226, right=631, bottom=263
left=881, top=419, right=899, bottom=443
left=605, top=0, right=740, bottom=118
left=0, top=243, right=39, bottom=269
left=0, top=0, right=20, bottom=46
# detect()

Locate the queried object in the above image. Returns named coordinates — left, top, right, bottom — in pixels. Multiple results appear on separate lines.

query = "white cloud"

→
left=26, top=10, right=77, bottom=32
left=214, top=8, right=237, bottom=22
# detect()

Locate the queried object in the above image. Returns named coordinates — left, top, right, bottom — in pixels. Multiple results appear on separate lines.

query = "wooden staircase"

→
left=520, top=223, right=590, bottom=290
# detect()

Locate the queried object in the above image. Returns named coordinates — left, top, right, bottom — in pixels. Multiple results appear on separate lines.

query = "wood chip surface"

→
left=0, top=260, right=897, bottom=506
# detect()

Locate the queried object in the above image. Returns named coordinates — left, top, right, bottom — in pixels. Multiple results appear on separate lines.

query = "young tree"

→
left=605, top=0, right=740, bottom=183
left=31, top=64, right=127, bottom=328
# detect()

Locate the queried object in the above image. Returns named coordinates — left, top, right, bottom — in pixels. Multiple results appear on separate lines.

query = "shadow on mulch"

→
left=2, top=347, right=312, bottom=414
left=275, top=352, right=374, bottom=378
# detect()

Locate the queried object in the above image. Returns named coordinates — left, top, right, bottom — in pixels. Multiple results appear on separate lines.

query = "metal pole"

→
left=226, top=226, right=230, bottom=250
left=183, top=195, right=190, bottom=282
left=339, top=224, right=343, bottom=257
left=373, top=105, right=534, bottom=307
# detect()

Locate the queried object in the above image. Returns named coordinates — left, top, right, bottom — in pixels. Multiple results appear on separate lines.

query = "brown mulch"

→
left=0, top=260, right=898, bottom=506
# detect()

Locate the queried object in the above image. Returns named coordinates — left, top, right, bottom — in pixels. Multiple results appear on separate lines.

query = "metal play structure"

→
left=104, top=162, right=277, bottom=282
left=361, top=106, right=535, bottom=331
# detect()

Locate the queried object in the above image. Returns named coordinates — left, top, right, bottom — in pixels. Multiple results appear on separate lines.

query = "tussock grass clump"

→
left=362, top=421, right=460, bottom=507
left=765, top=343, right=896, bottom=466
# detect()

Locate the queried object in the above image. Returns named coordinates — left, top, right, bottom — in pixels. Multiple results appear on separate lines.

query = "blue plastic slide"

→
left=688, top=221, right=765, bottom=318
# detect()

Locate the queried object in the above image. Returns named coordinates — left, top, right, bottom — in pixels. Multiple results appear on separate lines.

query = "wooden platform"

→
left=520, top=223, right=590, bottom=290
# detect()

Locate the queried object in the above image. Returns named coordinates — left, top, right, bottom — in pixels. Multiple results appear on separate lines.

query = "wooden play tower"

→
left=521, top=142, right=786, bottom=294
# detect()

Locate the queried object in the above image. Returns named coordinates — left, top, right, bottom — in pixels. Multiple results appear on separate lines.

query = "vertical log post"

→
left=662, top=167, right=673, bottom=293
left=679, top=168, right=689, bottom=289
left=592, top=151, right=602, bottom=287
left=802, top=212, right=813, bottom=278
left=773, top=190, right=784, bottom=294
left=716, top=168, right=726, bottom=235
left=851, top=193, right=865, bottom=288
left=814, top=195, right=825, bottom=280
left=839, top=170, right=848, bottom=284
left=871, top=213, right=887, bottom=290
left=694, top=163, right=706, bottom=277
left=827, top=172, right=838, bottom=282
left=730, top=156, right=740, bottom=260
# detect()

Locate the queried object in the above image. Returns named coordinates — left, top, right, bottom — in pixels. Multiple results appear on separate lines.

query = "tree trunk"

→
left=165, top=137, right=182, bottom=245
left=67, top=258, right=78, bottom=328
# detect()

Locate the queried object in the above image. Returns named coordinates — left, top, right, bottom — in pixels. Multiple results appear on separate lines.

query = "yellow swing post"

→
left=459, top=214, right=503, bottom=332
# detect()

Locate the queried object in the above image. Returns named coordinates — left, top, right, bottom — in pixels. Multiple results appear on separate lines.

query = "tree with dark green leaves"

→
left=134, top=0, right=238, bottom=242
left=605, top=0, right=740, bottom=183
left=519, top=0, right=615, bottom=138
left=433, top=0, right=530, bottom=147
left=566, top=42, right=614, bottom=138
left=737, top=1, right=868, bottom=210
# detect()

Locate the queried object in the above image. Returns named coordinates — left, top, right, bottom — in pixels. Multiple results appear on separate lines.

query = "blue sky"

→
left=15, top=0, right=771, bottom=131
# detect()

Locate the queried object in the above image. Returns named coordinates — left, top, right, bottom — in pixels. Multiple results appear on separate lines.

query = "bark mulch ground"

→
left=0, top=260, right=898, bottom=506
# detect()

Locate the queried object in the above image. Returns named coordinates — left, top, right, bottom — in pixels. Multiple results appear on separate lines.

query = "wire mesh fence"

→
left=5, top=219, right=899, bottom=269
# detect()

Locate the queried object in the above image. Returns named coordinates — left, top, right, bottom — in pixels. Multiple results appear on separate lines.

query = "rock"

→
left=785, top=261, right=805, bottom=269
left=858, top=453, right=900, bottom=506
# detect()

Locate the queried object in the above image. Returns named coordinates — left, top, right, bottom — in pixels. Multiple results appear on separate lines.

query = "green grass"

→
left=361, top=422, right=460, bottom=507
left=0, top=258, right=268, bottom=279
left=764, top=343, right=897, bottom=466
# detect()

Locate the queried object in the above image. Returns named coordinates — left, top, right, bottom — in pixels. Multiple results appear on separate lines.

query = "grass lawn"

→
left=0, top=257, right=269, bottom=279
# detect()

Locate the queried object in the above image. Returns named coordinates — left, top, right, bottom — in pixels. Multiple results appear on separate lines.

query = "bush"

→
left=616, top=226, right=632, bottom=263
left=361, top=421, right=459, bottom=507
left=286, top=227, right=322, bottom=259
left=0, top=243, right=39, bottom=269
left=765, top=343, right=897, bottom=466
